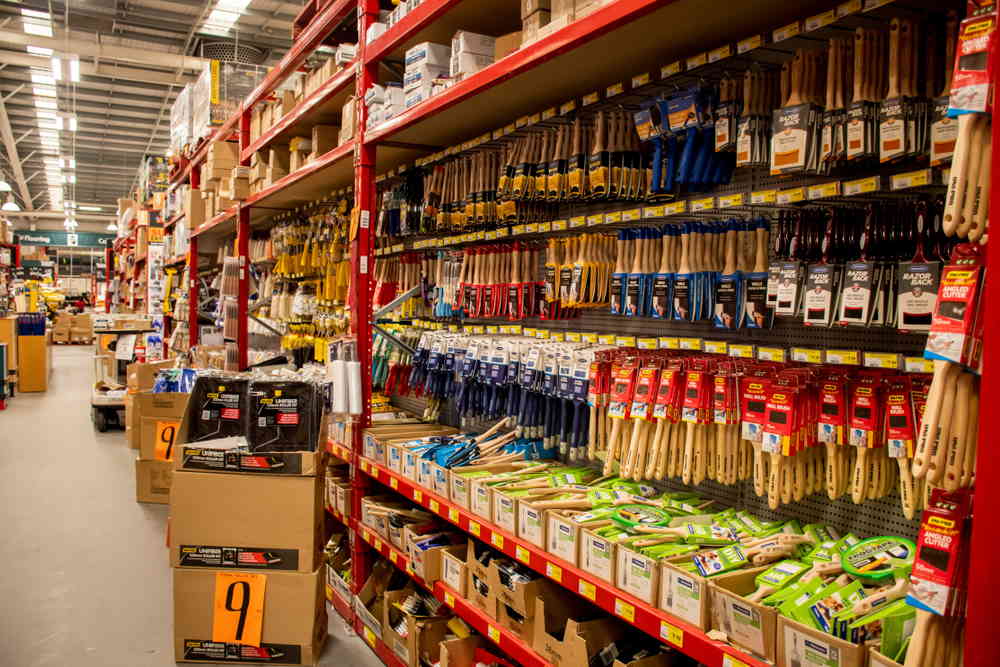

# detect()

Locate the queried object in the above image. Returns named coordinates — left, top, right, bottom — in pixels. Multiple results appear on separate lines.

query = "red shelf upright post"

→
left=349, top=0, right=379, bottom=596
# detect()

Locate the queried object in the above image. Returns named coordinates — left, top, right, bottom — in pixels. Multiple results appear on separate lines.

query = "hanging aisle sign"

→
left=15, top=231, right=116, bottom=247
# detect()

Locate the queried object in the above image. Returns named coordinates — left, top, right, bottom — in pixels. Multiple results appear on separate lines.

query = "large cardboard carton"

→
left=449, top=463, right=523, bottom=509
left=382, top=589, right=452, bottom=666
left=127, top=359, right=176, bottom=393
left=580, top=524, right=617, bottom=584
left=136, top=458, right=173, bottom=503
left=710, top=568, right=779, bottom=662
left=779, top=616, right=867, bottom=667
left=174, top=440, right=325, bottom=476
left=439, top=636, right=481, bottom=667
left=533, top=594, right=625, bottom=666
left=405, top=530, right=464, bottom=583
left=173, top=567, right=326, bottom=665
left=170, top=470, right=324, bottom=572
left=135, top=391, right=190, bottom=461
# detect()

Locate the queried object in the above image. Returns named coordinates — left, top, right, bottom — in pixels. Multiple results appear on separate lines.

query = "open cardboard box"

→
left=546, top=511, right=592, bottom=566
left=441, top=544, right=468, bottom=595
left=532, top=594, right=625, bottom=666
left=710, top=568, right=779, bottom=663
left=135, top=391, right=190, bottom=461
left=488, top=558, right=558, bottom=618
left=170, top=468, right=324, bottom=573
left=363, top=425, right=457, bottom=465
left=405, top=530, right=465, bottom=583
left=868, top=646, right=905, bottom=667
left=659, top=559, right=765, bottom=631
left=779, top=615, right=868, bottom=667
left=354, top=561, right=393, bottom=639
left=615, top=543, right=661, bottom=606
left=135, top=458, right=173, bottom=503
left=612, top=655, right=676, bottom=667
left=449, top=463, right=524, bottom=509
left=382, top=588, right=452, bottom=667
left=173, top=567, right=325, bottom=665
left=465, top=544, right=496, bottom=618
left=439, top=636, right=482, bottom=667
left=174, top=440, right=325, bottom=476
left=579, top=524, right=618, bottom=584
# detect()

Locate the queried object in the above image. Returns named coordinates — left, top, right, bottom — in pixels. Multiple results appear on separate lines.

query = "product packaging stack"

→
left=51, top=312, right=72, bottom=344
left=190, top=60, right=267, bottom=142
left=449, top=31, right=495, bottom=80
left=404, top=41, right=451, bottom=109
left=132, top=364, right=191, bottom=504
left=170, top=83, right=193, bottom=158
left=168, top=369, right=330, bottom=664
left=70, top=313, right=94, bottom=344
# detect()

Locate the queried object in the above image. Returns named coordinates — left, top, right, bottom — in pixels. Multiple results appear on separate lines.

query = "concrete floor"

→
left=0, top=346, right=382, bottom=667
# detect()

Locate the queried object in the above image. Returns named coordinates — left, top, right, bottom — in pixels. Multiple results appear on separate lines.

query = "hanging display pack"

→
left=185, top=373, right=249, bottom=442
left=246, top=379, right=322, bottom=452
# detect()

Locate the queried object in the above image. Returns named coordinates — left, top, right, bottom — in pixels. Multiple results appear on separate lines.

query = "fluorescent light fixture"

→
left=106, top=221, right=118, bottom=231
left=27, top=46, right=53, bottom=57
left=33, top=99, right=57, bottom=110
left=23, top=22, right=52, bottom=37
left=80, top=206, right=102, bottom=212
left=54, top=114, right=76, bottom=131
left=32, top=86, right=56, bottom=98
left=51, top=57, right=61, bottom=80
left=0, top=179, right=11, bottom=192
left=30, top=72, right=55, bottom=86
left=69, top=56, right=80, bottom=82
left=20, top=9, right=50, bottom=19
left=2, top=195, right=21, bottom=212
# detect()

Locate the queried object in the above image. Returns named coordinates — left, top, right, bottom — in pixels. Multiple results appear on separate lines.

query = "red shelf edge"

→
left=192, top=206, right=239, bottom=238
left=363, top=0, right=460, bottom=64
left=357, top=456, right=768, bottom=667
left=240, top=140, right=356, bottom=213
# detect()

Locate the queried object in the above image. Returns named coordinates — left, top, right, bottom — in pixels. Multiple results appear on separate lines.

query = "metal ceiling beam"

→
left=0, top=50, right=197, bottom=87
left=0, top=64, right=190, bottom=99
left=0, top=27, right=206, bottom=72
left=0, top=86, right=32, bottom=211
left=0, top=210, right=115, bottom=221
left=0, top=82, right=176, bottom=108
left=8, top=99, right=168, bottom=122
left=11, top=123, right=169, bottom=143
left=150, top=0, right=298, bottom=23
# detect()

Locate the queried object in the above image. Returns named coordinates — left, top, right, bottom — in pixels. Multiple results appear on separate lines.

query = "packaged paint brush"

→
left=246, top=379, right=322, bottom=452
left=185, top=373, right=249, bottom=441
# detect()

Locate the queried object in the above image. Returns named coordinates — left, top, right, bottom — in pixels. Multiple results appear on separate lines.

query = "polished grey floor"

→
left=0, top=346, right=381, bottom=667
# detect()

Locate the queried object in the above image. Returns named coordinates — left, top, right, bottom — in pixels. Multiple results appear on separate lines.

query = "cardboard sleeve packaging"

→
left=170, top=470, right=324, bottom=573
left=136, top=458, right=173, bottom=504
left=709, top=568, right=779, bottom=663
left=172, top=567, right=326, bottom=665
left=778, top=615, right=867, bottom=667
left=381, top=588, right=451, bottom=667
left=438, top=636, right=482, bottom=667
left=136, top=392, right=190, bottom=461
left=532, top=594, right=625, bottom=666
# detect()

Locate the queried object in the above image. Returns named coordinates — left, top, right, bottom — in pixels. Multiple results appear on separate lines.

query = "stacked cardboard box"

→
left=52, top=312, right=72, bottom=343
left=404, top=42, right=450, bottom=109
left=450, top=31, right=495, bottom=79
left=169, top=438, right=327, bottom=664
left=128, top=360, right=187, bottom=503
left=70, top=313, right=94, bottom=344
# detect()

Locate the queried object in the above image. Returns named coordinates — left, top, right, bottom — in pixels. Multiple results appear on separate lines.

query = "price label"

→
left=515, top=545, right=530, bottom=563
left=825, top=350, right=860, bottom=366
left=773, top=20, right=801, bottom=42
left=776, top=187, right=805, bottom=204
left=511, top=325, right=523, bottom=335
left=905, top=357, right=935, bottom=373
left=686, top=52, right=708, bottom=70
left=485, top=231, right=497, bottom=240
left=598, top=334, right=616, bottom=345
left=704, top=340, right=728, bottom=354
left=729, top=344, right=754, bottom=358
left=512, top=224, right=525, bottom=235
left=515, top=115, right=529, bottom=128
left=212, top=572, right=265, bottom=646
left=491, top=533, right=504, bottom=549
left=542, top=106, right=557, bottom=120
left=891, top=169, right=931, bottom=190
left=604, top=211, right=622, bottom=224
left=551, top=219, right=567, bottom=231
left=486, top=326, right=499, bottom=335
left=546, top=562, right=562, bottom=582
left=582, top=333, right=598, bottom=343
left=537, top=221, right=551, bottom=233
left=738, top=34, right=764, bottom=54
left=659, top=337, right=680, bottom=349
left=389, top=477, right=398, bottom=490
left=723, top=656, right=750, bottom=667
left=750, top=189, right=777, bottom=204
left=616, top=336, right=637, bottom=347
left=808, top=181, right=841, bottom=199
left=660, top=621, right=684, bottom=647
left=550, top=332, right=565, bottom=342
left=363, top=627, right=377, bottom=647
left=708, top=45, right=732, bottom=63
left=691, top=196, right=715, bottom=212
left=718, top=193, right=745, bottom=209
left=637, top=338, right=658, bottom=350
left=528, top=112, right=540, bottom=125
left=560, top=100, right=577, bottom=115
left=864, top=352, right=901, bottom=369
left=154, top=420, right=180, bottom=461
left=661, top=61, right=682, bottom=78
left=579, top=581, right=597, bottom=601
left=536, top=329, right=550, bottom=339
left=644, top=205, right=665, bottom=218
left=632, top=72, right=651, bottom=88
left=570, top=215, right=587, bottom=228
left=389, top=550, right=398, bottom=564
left=614, top=599, right=636, bottom=622
left=488, top=625, right=501, bottom=643
left=359, top=460, right=368, bottom=473
left=621, top=208, right=642, bottom=222
left=838, top=0, right=862, bottom=15
left=373, top=538, right=382, bottom=551
left=524, top=328, right=537, bottom=337
left=606, top=82, right=625, bottom=97
left=524, top=223, right=538, bottom=234
left=805, top=9, right=837, bottom=31
left=469, top=521, right=481, bottom=537
left=791, top=348, right=824, bottom=364
left=757, top=347, right=787, bottom=362
left=448, top=508, right=460, bottom=523
left=413, top=488, right=422, bottom=502
left=663, top=200, right=687, bottom=216
left=565, top=332, right=582, bottom=342
left=679, top=337, right=703, bottom=350
left=445, top=592, right=455, bottom=607
left=844, top=176, right=880, bottom=196
left=503, top=123, right=515, bottom=135
left=582, top=92, right=600, bottom=106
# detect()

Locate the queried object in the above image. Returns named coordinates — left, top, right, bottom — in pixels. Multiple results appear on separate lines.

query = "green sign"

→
left=15, top=231, right=116, bottom=247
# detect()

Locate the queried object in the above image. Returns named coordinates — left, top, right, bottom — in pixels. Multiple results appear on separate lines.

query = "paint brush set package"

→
left=185, top=372, right=250, bottom=442
left=246, top=379, right=324, bottom=452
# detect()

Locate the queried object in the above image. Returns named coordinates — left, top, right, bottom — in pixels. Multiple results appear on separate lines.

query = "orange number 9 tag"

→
left=212, top=572, right=266, bottom=646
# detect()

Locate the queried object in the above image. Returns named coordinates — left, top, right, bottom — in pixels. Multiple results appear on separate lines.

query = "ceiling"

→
left=0, top=0, right=301, bottom=232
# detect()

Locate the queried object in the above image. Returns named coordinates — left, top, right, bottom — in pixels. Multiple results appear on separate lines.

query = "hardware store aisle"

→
left=0, top=347, right=380, bottom=667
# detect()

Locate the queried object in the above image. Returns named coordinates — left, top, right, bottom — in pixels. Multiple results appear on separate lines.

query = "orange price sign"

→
left=154, top=420, right=180, bottom=461
left=212, top=572, right=266, bottom=647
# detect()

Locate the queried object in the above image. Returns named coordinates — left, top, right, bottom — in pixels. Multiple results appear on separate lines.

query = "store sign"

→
left=15, top=231, right=116, bottom=247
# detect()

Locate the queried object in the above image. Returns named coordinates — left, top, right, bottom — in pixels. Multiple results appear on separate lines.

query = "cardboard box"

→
left=580, top=525, right=617, bottom=584
left=136, top=458, right=173, bottom=503
left=521, top=0, right=551, bottom=19
left=441, top=546, right=467, bottom=595
left=439, top=636, right=481, bottom=667
left=710, top=568, right=779, bottom=662
left=546, top=511, right=585, bottom=565
left=869, top=647, right=905, bottom=667
left=403, top=64, right=448, bottom=92
left=339, top=96, right=356, bottom=144
left=311, top=125, right=339, bottom=155
left=174, top=442, right=325, bottom=476
left=382, top=589, right=452, bottom=666
left=404, top=41, right=451, bottom=69
left=183, top=188, right=205, bottom=227
left=170, top=470, right=324, bottom=572
left=207, top=140, right=239, bottom=166
left=354, top=561, right=393, bottom=639
left=466, top=568, right=495, bottom=617
left=517, top=495, right=551, bottom=548
left=449, top=464, right=523, bottom=509
left=488, top=559, right=557, bottom=617
left=615, top=544, right=660, bottom=605
left=659, top=558, right=729, bottom=630
left=612, top=656, right=675, bottom=667
left=52, top=329, right=70, bottom=344
left=450, top=52, right=493, bottom=78
left=406, top=532, right=464, bottom=583
left=451, top=31, right=496, bottom=56
left=494, top=31, right=522, bottom=60
left=533, top=595, right=625, bottom=666
left=127, top=359, right=176, bottom=393
left=326, top=563, right=352, bottom=606
left=173, top=567, right=325, bottom=665
left=135, top=391, right=189, bottom=461
left=779, top=616, right=867, bottom=667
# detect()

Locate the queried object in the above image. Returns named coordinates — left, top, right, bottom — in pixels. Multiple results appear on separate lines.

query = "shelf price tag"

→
left=791, top=348, right=824, bottom=364
left=429, top=499, right=439, bottom=513
left=486, top=326, right=499, bottom=335
left=389, top=477, right=398, bottom=490
left=582, top=91, right=600, bottom=106
left=491, top=533, right=504, bottom=549
left=637, top=338, right=658, bottom=350
left=729, top=344, right=755, bottom=359
left=551, top=219, right=568, bottom=231
left=565, top=331, right=582, bottom=342
left=750, top=189, right=777, bottom=204
left=536, top=221, right=551, bottom=233
left=723, top=656, right=750, bottom=667
left=587, top=214, right=604, bottom=227
left=560, top=100, right=577, bottom=115
left=825, top=349, right=860, bottom=366
left=524, top=328, right=537, bottom=337
left=597, top=334, right=616, bottom=345
left=444, top=592, right=455, bottom=607
left=660, top=621, right=684, bottom=647
left=550, top=332, right=565, bottom=342
left=844, top=175, right=880, bottom=196
left=606, top=82, right=625, bottom=97
left=776, top=187, right=805, bottom=204
left=891, top=169, right=931, bottom=190
left=578, top=581, right=597, bottom=601
left=691, top=196, right=715, bottom=212
left=808, top=181, right=841, bottom=199
left=659, top=337, right=680, bottom=349
left=621, top=208, right=642, bottom=222
left=757, top=347, right=787, bottom=362
left=546, top=562, right=562, bottom=582
left=542, top=106, right=557, bottom=120
left=616, top=336, right=637, bottom=348
left=718, top=193, right=745, bottom=208
left=679, top=337, right=702, bottom=350
left=373, top=538, right=382, bottom=551
left=905, top=357, right=935, bottom=373
left=604, top=211, right=622, bottom=224
left=805, top=9, right=837, bottom=31
left=581, top=332, right=598, bottom=343
left=389, top=551, right=398, bottom=565
left=413, top=488, right=422, bottom=502
left=535, top=329, right=550, bottom=339
left=524, top=223, right=538, bottom=234
left=663, top=201, right=687, bottom=216
left=644, top=205, right=665, bottom=218
left=613, top=599, right=636, bottom=622
left=363, top=627, right=376, bottom=648
left=448, top=508, right=460, bottom=523
left=738, top=34, right=764, bottom=54
left=631, top=72, right=651, bottom=88
left=686, top=51, right=708, bottom=70
left=487, top=625, right=501, bottom=643
left=704, top=340, right=728, bottom=354
left=864, top=352, right=901, bottom=369
left=469, top=520, right=481, bottom=536
left=838, top=0, right=862, bottom=16
left=773, top=20, right=801, bottom=42
left=661, top=61, right=682, bottom=78
left=515, top=545, right=530, bottom=563
left=570, top=215, right=587, bottom=228
left=708, top=44, right=732, bottom=63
